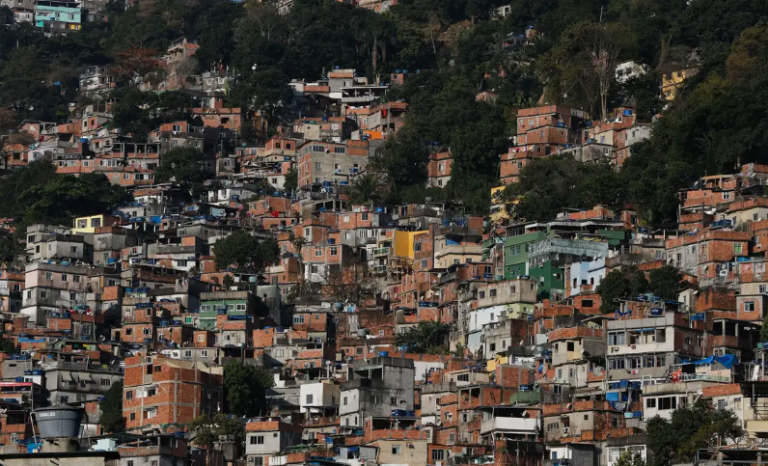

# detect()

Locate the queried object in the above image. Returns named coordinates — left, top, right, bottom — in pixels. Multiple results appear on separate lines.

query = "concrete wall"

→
left=299, top=381, right=339, bottom=413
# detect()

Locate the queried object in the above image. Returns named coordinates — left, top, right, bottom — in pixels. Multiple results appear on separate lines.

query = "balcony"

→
left=372, top=247, right=390, bottom=257
left=480, top=417, right=539, bottom=435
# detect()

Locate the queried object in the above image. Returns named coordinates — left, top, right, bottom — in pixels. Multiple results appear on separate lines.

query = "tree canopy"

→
left=223, top=362, right=275, bottom=417
left=395, top=320, right=451, bottom=354
left=213, top=230, right=279, bottom=273
left=99, top=381, right=126, bottom=434
left=646, top=399, right=744, bottom=466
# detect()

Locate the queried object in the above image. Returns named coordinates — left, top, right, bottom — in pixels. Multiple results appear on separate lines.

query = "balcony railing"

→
left=480, top=417, right=539, bottom=434
left=372, top=247, right=390, bottom=257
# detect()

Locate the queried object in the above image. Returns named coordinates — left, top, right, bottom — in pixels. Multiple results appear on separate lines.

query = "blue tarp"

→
left=684, top=354, right=738, bottom=369
left=606, top=392, right=620, bottom=401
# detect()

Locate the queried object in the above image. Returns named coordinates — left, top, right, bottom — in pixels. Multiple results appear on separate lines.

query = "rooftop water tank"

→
left=33, top=406, right=84, bottom=439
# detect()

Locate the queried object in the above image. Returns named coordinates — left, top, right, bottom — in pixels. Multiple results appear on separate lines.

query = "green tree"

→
left=190, top=413, right=245, bottom=448
left=19, top=173, right=131, bottom=232
left=348, top=173, right=383, bottom=206
left=213, top=230, right=279, bottom=273
left=615, top=449, right=645, bottom=466
left=648, top=265, right=683, bottom=300
left=224, top=362, right=275, bottom=417
left=99, top=381, right=126, bottom=434
left=231, top=68, right=293, bottom=123
left=222, top=274, right=235, bottom=289
left=596, top=265, right=649, bottom=313
left=504, top=155, right=626, bottom=222
left=283, top=167, right=298, bottom=192
left=395, top=321, right=451, bottom=354
left=0, top=160, right=58, bottom=222
left=109, top=89, right=191, bottom=139
left=539, top=21, right=637, bottom=120
left=154, top=147, right=208, bottom=192
left=646, top=399, right=743, bottom=466
left=0, top=338, right=16, bottom=354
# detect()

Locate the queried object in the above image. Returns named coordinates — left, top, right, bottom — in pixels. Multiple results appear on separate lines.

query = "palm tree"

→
left=348, top=173, right=383, bottom=207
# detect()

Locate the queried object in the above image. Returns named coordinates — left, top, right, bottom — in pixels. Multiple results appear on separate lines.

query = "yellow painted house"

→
left=393, top=230, right=428, bottom=260
left=72, top=214, right=111, bottom=234
left=662, top=68, right=698, bottom=101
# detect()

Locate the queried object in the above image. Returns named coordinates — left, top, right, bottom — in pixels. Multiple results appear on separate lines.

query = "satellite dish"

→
left=613, top=402, right=626, bottom=411
left=593, top=367, right=603, bottom=377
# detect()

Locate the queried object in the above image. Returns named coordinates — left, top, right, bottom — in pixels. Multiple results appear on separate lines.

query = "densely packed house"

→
left=0, top=21, right=765, bottom=466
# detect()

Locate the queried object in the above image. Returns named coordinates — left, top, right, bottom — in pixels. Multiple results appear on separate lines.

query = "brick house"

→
left=427, top=150, right=453, bottom=188
left=122, top=354, right=223, bottom=433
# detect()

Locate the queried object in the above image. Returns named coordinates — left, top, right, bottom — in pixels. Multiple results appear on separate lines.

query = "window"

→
left=45, top=272, right=53, bottom=280
left=735, top=243, right=743, bottom=254
left=101, top=378, right=111, bottom=387
left=490, top=289, right=497, bottom=297
left=609, top=358, right=625, bottom=370
left=61, top=274, right=68, bottom=282
left=314, top=250, right=323, bottom=257
left=432, top=450, right=445, bottom=461
left=294, top=316, right=305, bottom=324
left=582, top=299, right=594, bottom=308
left=608, top=332, right=625, bottom=346
left=643, top=356, right=655, bottom=368
left=315, top=162, right=322, bottom=170
left=370, top=395, right=378, bottom=403
left=717, top=399, right=726, bottom=410
left=330, top=247, right=338, bottom=256
left=745, top=301, right=756, bottom=312
left=658, top=396, right=677, bottom=410
left=306, top=394, right=313, bottom=404
left=646, top=398, right=656, bottom=408
left=250, top=436, right=265, bottom=445
left=414, top=242, right=422, bottom=252
left=760, top=285, right=767, bottom=294
left=73, top=275, right=80, bottom=283
left=126, top=390, right=133, bottom=400
left=343, top=397, right=348, bottom=405
left=253, top=458, right=263, bottom=466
